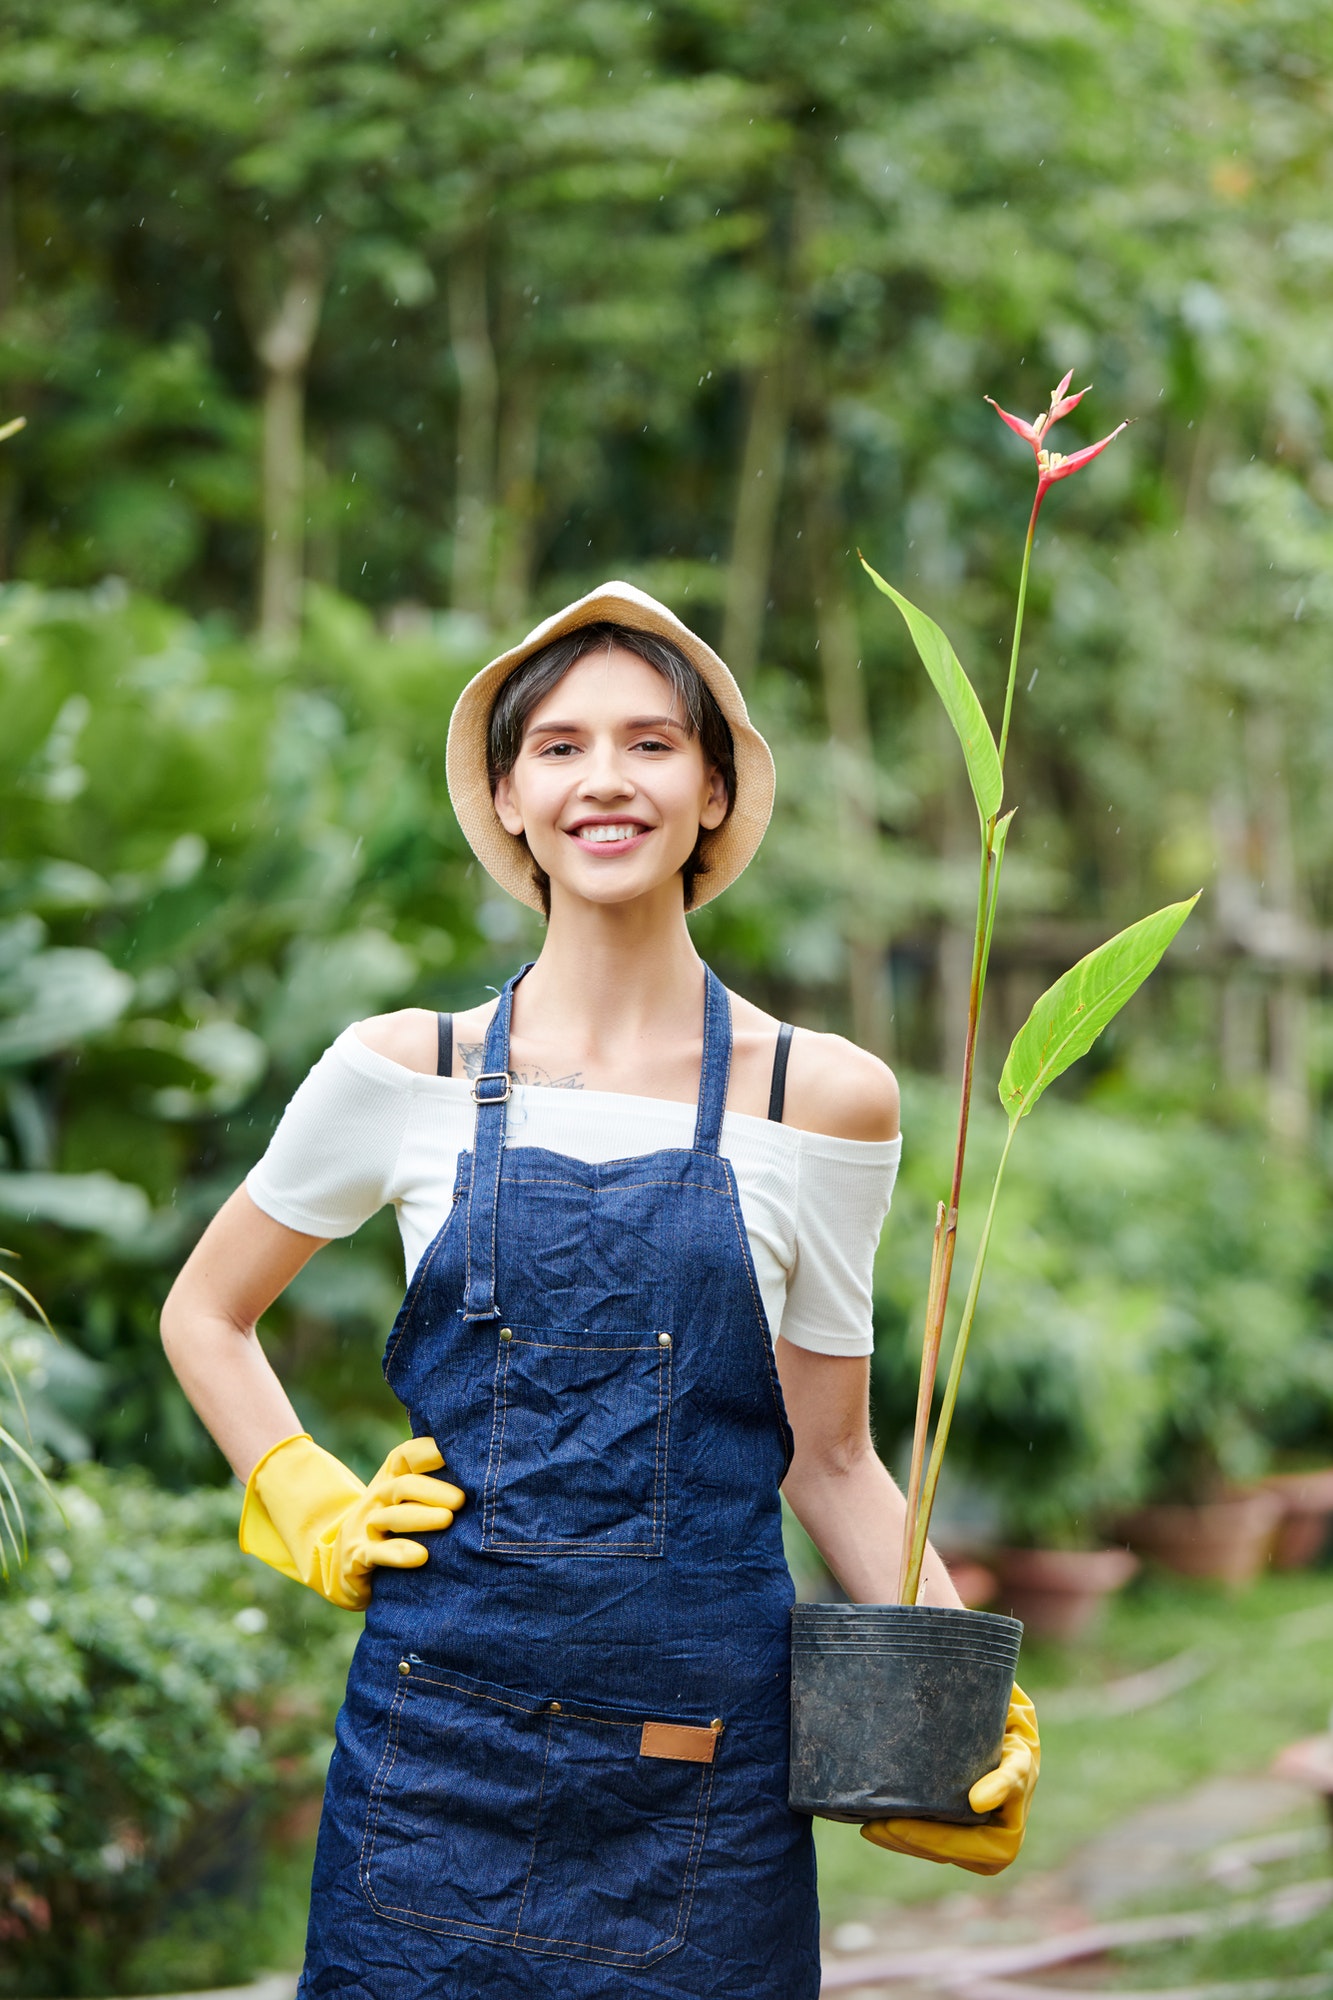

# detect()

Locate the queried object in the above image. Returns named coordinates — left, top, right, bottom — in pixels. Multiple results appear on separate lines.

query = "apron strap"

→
left=462, top=963, right=531, bottom=1322
left=692, top=967, right=733, bottom=1156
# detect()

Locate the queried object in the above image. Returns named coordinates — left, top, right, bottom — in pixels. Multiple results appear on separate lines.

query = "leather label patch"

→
left=639, top=1721, right=718, bottom=1764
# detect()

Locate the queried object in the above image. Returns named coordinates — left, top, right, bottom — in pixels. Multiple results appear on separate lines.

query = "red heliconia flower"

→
left=986, top=370, right=1128, bottom=517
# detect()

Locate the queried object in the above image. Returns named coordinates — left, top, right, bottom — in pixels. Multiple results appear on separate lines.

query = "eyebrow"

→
left=525, top=714, right=689, bottom=734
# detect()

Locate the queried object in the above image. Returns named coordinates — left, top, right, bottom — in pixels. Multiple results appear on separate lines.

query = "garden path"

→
left=818, top=1768, right=1328, bottom=1997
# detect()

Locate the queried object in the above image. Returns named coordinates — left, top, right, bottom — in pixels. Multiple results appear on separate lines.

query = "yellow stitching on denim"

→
left=358, top=1675, right=407, bottom=1904
left=510, top=1710, right=553, bottom=1941
left=481, top=1335, right=511, bottom=1544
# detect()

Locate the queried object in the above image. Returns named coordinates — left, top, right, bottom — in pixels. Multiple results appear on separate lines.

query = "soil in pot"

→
left=1120, top=1489, right=1283, bottom=1587
left=989, top=1544, right=1139, bottom=1643
left=788, top=1602, right=1022, bottom=1824
left=1261, top=1468, right=1333, bottom=1571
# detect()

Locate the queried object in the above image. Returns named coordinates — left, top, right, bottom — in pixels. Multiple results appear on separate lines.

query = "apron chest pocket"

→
left=481, top=1324, right=672, bottom=1557
left=359, top=1661, right=717, bottom=1967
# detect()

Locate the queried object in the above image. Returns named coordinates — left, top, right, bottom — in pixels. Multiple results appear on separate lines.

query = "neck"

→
left=514, top=882, right=706, bottom=1061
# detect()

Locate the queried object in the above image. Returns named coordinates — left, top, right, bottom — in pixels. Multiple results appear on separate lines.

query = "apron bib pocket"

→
left=481, top=1324, right=672, bottom=1556
left=359, top=1660, right=716, bottom=1967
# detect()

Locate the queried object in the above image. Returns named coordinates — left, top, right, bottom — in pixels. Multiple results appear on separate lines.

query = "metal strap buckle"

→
left=471, top=1070, right=513, bottom=1105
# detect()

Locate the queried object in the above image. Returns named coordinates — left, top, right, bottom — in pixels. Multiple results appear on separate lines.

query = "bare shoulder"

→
left=352, top=1007, right=439, bottom=1075
left=783, top=1029, right=901, bottom=1143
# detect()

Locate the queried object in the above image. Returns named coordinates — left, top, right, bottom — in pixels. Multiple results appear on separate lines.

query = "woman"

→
left=161, top=581, right=1037, bottom=2000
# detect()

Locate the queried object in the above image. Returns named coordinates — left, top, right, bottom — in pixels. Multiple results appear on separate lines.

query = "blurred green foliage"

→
left=0, top=1464, right=352, bottom=1995
left=875, top=1082, right=1333, bottom=1540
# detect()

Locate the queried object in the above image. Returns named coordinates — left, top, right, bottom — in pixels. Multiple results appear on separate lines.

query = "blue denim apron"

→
left=298, top=965, right=820, bottom=1997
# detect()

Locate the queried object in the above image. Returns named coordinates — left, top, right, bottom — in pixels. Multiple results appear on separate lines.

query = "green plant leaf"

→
left=999, top=894, right=1200, bottom=1121
left=860, top=556, right=1003, bottom=822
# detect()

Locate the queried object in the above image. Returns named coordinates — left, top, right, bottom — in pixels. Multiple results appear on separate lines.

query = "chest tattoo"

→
left=458, top=1040, right=585, bottom=1089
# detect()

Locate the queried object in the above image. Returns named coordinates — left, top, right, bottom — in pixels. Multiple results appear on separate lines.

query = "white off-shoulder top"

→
left=245, top=1027, right=900, bottom=1358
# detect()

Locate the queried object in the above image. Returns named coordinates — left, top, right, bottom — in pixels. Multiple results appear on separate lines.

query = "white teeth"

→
left=577, top=824, right=640, bottom=844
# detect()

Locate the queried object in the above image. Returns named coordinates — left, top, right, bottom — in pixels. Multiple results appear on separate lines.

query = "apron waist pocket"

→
left=359, top=1657, right=717, bottom=1967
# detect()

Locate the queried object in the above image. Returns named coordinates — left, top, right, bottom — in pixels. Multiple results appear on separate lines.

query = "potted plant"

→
left=1258, top=1314, right=1333, bottom=1568
left=1117, top=1309, right=1295, bottom=1586
left=1109, top=1165, right=1329, bottom=1585
left=790, top=371, right=1199, bottom=1822
left=1262, top=1466, right=1333, bottom=1570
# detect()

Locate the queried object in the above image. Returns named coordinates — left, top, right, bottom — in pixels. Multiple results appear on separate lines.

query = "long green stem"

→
left=997, top=497, right=1040, bottom=772
left=899, top=481, right=1039, bottom=1604
left=903, top=1119, right=1019, bottom=1600
left=897, top=1198, right=946, bottom=1599
left=898, top=821, right=995, bottom=1600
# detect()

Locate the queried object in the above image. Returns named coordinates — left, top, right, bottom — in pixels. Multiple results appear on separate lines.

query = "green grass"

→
left=1111, top=1893, right=1333, bottom=1992
left=814, top=1567, right=1333, bottom=1924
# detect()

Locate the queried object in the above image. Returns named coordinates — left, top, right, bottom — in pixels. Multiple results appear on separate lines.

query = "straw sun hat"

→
left=445, top=580, right=775, bottom=913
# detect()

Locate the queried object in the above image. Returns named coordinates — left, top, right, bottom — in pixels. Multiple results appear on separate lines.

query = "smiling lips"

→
left=566, top=818, right=651, bottom=851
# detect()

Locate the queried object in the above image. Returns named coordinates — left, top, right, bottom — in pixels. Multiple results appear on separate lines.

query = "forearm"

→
left=161, top=1301, right=304, bottom=1482
left=160, top=1185, right=325, bottom=1482
left=782, top=1443, right=963, bottom=1609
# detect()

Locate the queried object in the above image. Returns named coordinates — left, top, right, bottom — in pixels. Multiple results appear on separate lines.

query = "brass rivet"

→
left=500, top=1327, right=513, bottom=1341
left=658, top=1332, right=672, bottom=1347
left=711, top=1718, right=724, bottom=1732
left=548, top=1701, right=562, bottom=1713
left=398, top=1661, right=411, bottom=1676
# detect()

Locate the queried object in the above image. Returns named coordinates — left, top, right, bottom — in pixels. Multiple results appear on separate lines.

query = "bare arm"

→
left=160, top=1185, right=329, bottom=1481
left=777, top=1340, right=962, bottom=1608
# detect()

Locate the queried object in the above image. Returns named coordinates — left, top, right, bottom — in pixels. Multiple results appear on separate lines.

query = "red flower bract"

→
left=986, top=370, right=1128, bottom=516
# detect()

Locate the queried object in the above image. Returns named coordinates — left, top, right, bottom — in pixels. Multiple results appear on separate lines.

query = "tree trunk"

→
left=1248, top=713, right=1310, bottom=1144
left=448, top=232, right=498, bottom=619
left=722, top=355, right=790, bottom=683
left=805, top=429, right=893, bottom=1059
left=0, top=132, right=18, bottom=580
left=0, top=132, right=15, bottom=322
left=491, top=366, right=539, bottom=629
left=254, top=233, right=325, bottom=651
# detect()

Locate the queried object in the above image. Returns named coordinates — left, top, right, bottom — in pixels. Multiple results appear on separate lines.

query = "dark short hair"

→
left=487, top=621, right=736, bottom=913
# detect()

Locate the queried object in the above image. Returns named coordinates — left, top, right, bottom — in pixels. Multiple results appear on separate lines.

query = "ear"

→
left=493, top=773, right=525, bottom=837
left=698, top=764, right=729, bottom=833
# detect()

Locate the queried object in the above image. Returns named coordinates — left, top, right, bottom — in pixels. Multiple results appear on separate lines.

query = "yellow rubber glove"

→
left=860, top=1683, right=1040, bottom=1877
left=239, top=1433, right=464, bottom=1611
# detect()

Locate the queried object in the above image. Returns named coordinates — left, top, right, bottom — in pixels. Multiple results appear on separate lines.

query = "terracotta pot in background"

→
left=1261, top=1467, right=1333, bottom=1571
left=988, top=1545, right=1139, bottom=1642
left=1120, top=1489, right=1283, bottom=1587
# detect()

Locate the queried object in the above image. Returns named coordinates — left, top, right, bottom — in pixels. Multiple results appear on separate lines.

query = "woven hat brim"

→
left=445, top=580, right=775, bottom=912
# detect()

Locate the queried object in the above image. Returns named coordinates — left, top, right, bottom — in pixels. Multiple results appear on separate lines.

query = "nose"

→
left=576, top=733, right=636, bottom=801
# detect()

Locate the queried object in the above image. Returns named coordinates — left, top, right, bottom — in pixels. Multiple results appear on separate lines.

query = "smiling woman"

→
left=488, top=624, right=732, bottom=917
left=160, top=580, right=1035, bottom=2000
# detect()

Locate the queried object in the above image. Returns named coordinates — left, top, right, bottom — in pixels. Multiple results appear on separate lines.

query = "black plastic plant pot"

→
left=788, top=1602, right=1024, bottom=1824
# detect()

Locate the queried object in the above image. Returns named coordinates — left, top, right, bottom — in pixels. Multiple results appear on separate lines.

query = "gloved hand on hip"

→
left=240, top=1433, right=464, bottom=1611
left=860, top=1683, right=1040, bottom=1877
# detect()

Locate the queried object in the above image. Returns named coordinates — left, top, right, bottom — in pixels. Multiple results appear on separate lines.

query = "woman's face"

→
left=492, top=647, right=728, bottom=912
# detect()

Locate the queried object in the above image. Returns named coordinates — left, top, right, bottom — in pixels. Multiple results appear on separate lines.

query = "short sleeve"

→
left=779, top=1132, right=902, bottom=1357
left=245, top=1030, right=413, bottom=1240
